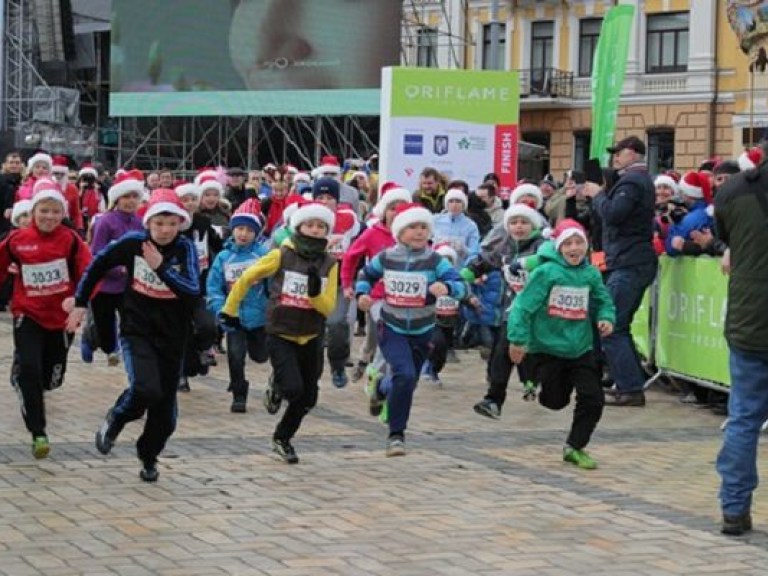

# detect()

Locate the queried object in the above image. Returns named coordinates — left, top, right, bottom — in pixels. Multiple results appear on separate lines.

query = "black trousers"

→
left=484, top=322, right=532, bottom=407
left=268, top=334, right=323, bottom=442
left=12, top=317, right=72, bottom=437
left=527, top=351, right=605, bottom=450
left=226, top=327, right=268, bottom=398
left=428, top=324, right=452, bottom=374
left=90, top=292, right=124, bottom=354
left=110, top=335, right=184, bottom=464
left=183, top=297, right=218, bottom=376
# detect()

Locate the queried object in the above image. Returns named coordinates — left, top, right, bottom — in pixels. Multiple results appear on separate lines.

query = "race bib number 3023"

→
left=21, top=258, right=70, bottom=297
left=383, top=270, right=428, bottom=308
left=548, top=286, right=589, bottom=320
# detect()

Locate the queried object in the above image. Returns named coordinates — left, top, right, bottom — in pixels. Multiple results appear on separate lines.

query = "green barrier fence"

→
left=633, top=256, right=730, bottom=390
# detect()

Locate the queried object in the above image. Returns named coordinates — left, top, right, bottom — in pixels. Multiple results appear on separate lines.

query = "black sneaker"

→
left=272, top=438, right=299, bottom=464
left=95, top=409, right=117, bottom=455
left=722, top=512, right=752, bottom=536
left=263, top=374, right=281, bottom=415
left=473, top=399, right=501, bottom=419
left=139, top=460, right=159, bottom=482
left=178, top=376, right=191, bottom=393
left=231, top=396, right=247, bottom=413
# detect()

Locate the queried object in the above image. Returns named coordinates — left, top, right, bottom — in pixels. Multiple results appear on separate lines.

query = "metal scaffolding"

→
left=3, top=0, right=474, bottom=171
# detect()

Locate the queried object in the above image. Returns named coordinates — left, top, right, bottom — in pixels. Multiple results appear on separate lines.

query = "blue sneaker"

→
left=80, top=337, right=94, bottom=364
left=331, top=370, right=348, bottom=389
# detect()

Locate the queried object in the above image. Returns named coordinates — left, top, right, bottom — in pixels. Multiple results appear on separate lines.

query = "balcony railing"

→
left=518, top=68, right=574, bottom=99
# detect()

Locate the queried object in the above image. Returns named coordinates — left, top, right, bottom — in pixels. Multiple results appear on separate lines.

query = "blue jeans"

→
left=602, top=261, right=657, bottom=393
left=717, top=346, right=768, bottom=516
left=378, top=324, right=432, bottom=436
left=226, top=328, right=268, bottom=397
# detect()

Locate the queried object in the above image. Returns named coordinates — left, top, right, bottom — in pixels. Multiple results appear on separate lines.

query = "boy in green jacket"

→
left=507, top=219, right=615, bottom=469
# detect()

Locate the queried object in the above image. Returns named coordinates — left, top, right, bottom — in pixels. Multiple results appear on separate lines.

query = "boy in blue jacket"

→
left=357, top=203, right=466, bottom=457
left=207, top=208, right=270, bottom=413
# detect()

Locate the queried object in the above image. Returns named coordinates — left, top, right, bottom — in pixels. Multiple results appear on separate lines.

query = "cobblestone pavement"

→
left=1, top=314, right=767, bottom=575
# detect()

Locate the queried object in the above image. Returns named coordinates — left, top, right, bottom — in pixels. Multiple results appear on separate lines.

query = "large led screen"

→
left=110, top=0, right=402, bottom=116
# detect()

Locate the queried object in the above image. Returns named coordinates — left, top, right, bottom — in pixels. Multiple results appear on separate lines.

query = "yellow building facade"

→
left=404, top=0, right=758, bottom=177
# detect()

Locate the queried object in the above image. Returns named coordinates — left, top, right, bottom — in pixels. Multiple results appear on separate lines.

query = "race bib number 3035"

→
left=548, top=286, right=589, bottom=320
left=21, top=258, right=70, bottom=297
left=383, top=270, right=427, bottom=308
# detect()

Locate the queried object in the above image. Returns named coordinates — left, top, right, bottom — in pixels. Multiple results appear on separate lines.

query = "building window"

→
left=646, top=12, right=689, bottom=74
left=416, top=27, right=438, bottom=68
left=482, top=23, right=506, bottom=70
left=530, top=21, right=554, bottom=94
left=578, top=19, right=602, bottom=77
left=647, top=130, right=674, bottom=173
left=573, top=131, right=592, bottom=171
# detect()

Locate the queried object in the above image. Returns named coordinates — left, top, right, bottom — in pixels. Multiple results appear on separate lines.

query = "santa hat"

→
left=230, top=198, right=265, bottom=234
left=346, top=170, right=368, bottom=184
left=391, top=202, right=434, bottom=240
left=552, top=218, right=588, bottom=251
left=284, top=164, right=299, bottom=175
left=194, top=168, right=218, bottom=186
left=10, top=200, right=33, bottom=226
left=654, top=175, right=679, bottom=193
left=665, top=170, right=681, bottom=183
left=433, top=242, right=458, bottom=265
left=738, top=147, right=763, bottom=171
left=78, top=163, right=98, bottom=178
left=373, top=185, right=412, bottom=218
left=282, top=197, right=306, bottom=229
left=197, top=173, right=223, bottom=195
left=27, top=152, right=53, bottom=172
left=175, top=182, right=201, bottom=200
left=51, top=155, right=69, bottom=174
left=293, top=172, right=311, bottom=186
left=108, top=169, right=145, bottom=207
left=263, top=162, right=277, bottom=172
left=291, top=201, right=335, bottom=234
left=679, top=171, right=713, bottom=203
left=31, top=178, right=67, bottom=213
left=509, top=183, right=544, bottom=209
left=143, top=188, right=192, bottom=230
left=504, top=203, right=544, bottom=230
left=311, top=155, right=342, bottom=179
left=335, top=203, right=361, bottom=236
left=444, top=188, right=468, bottom=210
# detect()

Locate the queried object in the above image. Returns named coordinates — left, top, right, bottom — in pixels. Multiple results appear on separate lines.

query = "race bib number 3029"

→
left=21, top=258, right=70, bottom=297
left=383, top=270, right=428, bottom=308
left=548, top=286, right=589, bottom=320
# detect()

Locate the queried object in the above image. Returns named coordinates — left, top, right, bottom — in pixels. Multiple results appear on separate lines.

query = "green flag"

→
left=590, top=5, right=636, bottom=167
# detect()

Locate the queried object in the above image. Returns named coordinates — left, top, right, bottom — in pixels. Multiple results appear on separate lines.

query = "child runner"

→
left=65, top=189, right=199, bottom=482
left=81, top=170, right=145, bottom=366
left=220, top=202, right=338, bottom=463
left=356, top=203, right=466, bottom=457
left=195, top=171, right=231, bottom=239
left=507, top=219, right=615, bottom=469
left=207, top=204, right=270, bottom=413
left=0, top=180, right=91, bottom=458
left=468, top=203, right=547, bottom=418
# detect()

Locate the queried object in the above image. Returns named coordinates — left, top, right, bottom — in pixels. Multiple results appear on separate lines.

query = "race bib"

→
left=436, top=295, right=459, bottom=316
left=195, top=237, right=209, bottom=271
left=132, top=257, right=176, bottom=299
left=383, top=270, right=427, bottom=308
left=224, top=259, right=256, bottom=288
left=21, top=258, right=69, bottom=297
left=548, top=286, right=589, bottom=320
left=280, top=270, right=326, bottom=309
left=326, top=233, right=348, bottom=259
left=504, top=267, right=529, bottom=294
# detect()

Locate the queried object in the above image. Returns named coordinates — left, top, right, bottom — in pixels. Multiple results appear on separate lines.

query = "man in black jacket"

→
left=714, top=145, right=768, bottom=536
left=584, top=136, right=657, bottom=407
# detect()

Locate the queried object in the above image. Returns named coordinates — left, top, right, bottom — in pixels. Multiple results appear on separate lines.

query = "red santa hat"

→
left=373, top=185, right=412, bottom=218
left=27, top=152, right=53, bottom=172
left=654, top=175, right=679, bottom=193
left=51, top=155, right=69, bottom=174
left=108, top=169, right=145, bottom=207
left=78, top=163, right=98, bottom=178
left=552, top=218, right=588, bottom=251
left=291, top=201, right=335, bottom=234
left=433, top=242, right=458, bottom=265
left=391, top=202, right=434, bottom=240
left=679, top=171, right=713, bottom=203
left=504, top=203, right=544, bottom=230
left=738, top=147, right=763, bottom=171
left=143, top=188, right=191, bottom=230
left=311, top=154, right=342, bottom=179
left=11, top=200, right=33, bottom=226
left=282, top=197, right=307, bottom=229
left=444, top=187, right=468, bottom=210
left=293, top=172, right=311, bottom=186
left=509, top=183, right=544, bottom=209
left=197, top=173, right=224, bottom=195
left=335, top=203, right=361, bottom=236
left=31, top=178, right=67, bottom=213
left=175, top=182, right=201, bottom=200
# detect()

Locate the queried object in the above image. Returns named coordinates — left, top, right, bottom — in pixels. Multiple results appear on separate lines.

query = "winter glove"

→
left=218, top=312, right=241, bottom=331
left=307, top=265, right=321, bottom=298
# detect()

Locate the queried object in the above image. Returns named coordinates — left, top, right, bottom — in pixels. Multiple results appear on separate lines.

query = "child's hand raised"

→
left=598, top=321, right=613, bottom=337
left=429, top=282, right=448, bottom=297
